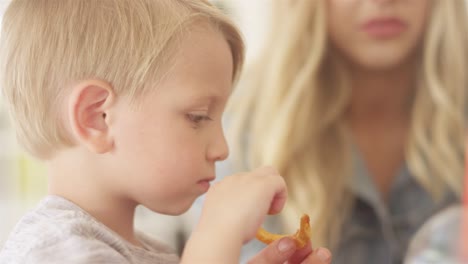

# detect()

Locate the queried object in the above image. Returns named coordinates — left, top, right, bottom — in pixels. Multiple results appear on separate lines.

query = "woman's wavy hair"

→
left=229, top=0, right=468, bottom=248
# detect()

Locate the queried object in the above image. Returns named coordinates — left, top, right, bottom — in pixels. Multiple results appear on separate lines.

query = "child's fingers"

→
left=298, top=247, right=332, bottom=264
left=287, top=241, right=313, bottom=263
left=249, top=237, right=332, bottom=264
left=247, top=237, right=297, bottom=264
left=268, top=179, right=288, bottom=214
left=254, top=166, right=288, bottom=215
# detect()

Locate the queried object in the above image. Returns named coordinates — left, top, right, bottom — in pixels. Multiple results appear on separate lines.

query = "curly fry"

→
left=256, top=214, right=311, bottom=248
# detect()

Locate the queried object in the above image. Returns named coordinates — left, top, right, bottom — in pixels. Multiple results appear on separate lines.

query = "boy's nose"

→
left=207, top=127, right=229, bottom=162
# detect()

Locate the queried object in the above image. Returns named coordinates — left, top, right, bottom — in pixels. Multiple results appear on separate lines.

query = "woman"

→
left=227, top=0, right=468, bottom=263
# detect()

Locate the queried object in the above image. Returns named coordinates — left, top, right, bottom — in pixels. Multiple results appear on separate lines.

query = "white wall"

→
left=0, top=0, right=18, bottom=246
left=217, top=0, right=271, bottom=64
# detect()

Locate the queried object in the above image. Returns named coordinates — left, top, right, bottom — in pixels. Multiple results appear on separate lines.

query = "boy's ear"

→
left=68, top=80, right=115, bottom=154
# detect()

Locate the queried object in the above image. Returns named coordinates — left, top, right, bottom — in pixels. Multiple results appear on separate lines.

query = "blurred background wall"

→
left=0, top=0, right=49, bottom=245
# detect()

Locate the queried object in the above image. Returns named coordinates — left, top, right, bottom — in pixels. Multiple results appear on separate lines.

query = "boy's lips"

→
left=197, top=177, right=215, bottom=192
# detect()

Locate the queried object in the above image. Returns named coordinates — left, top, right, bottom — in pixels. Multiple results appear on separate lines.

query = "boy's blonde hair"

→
left=0, top=0, right=244, bottom=159
left=230, top=0, right=468, bottom=248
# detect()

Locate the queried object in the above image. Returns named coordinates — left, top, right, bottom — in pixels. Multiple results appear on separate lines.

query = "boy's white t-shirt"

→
left=0, top=195, right=179, bottom=264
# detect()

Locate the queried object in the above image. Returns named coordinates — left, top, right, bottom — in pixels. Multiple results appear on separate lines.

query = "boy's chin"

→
left=146, top=199, right=196, bottom=216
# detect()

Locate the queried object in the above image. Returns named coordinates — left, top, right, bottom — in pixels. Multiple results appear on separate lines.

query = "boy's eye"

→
left=186, top=113, right=212, bottom=124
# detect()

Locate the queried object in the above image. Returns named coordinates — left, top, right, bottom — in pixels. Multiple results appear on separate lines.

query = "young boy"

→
left=0, top=1, right=331, bottom=263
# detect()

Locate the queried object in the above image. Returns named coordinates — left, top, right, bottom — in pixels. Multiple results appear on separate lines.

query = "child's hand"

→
left=199, top=166, right=287, bottom=243
left=182, top=166, right=288, bottom=263
left=248, top=238, right=332, bottom=264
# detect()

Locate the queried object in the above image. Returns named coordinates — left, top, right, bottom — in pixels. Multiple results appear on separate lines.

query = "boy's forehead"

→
left=151, top=27, right=233, bottom=100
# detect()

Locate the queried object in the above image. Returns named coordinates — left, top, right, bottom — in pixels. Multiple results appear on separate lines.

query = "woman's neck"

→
left=346, top=61, right=417, bottom=201
left=348, top=62, right=417, bottom=123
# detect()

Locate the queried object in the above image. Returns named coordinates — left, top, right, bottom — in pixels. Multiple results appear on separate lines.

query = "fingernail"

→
left=278, top=238, right=295, bottom=253
left=316, top=248, right=331, bottom=262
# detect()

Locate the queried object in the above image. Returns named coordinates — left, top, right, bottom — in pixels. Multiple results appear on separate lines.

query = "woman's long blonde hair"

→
left=229, top=0, right=468, bottom=248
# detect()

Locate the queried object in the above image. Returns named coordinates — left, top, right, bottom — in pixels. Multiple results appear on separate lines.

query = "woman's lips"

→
left=361, top=18, right=407, bottom=39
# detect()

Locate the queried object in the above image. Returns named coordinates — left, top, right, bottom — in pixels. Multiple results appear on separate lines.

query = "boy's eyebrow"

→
left=183, top=92, right=229, bottom=108
left=195, top=94, right=221, bottom=101
left=190, top=91, right=230, bottom=102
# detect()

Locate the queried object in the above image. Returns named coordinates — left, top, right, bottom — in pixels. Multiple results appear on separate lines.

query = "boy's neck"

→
left=47, top=151, right=142, bottom=247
